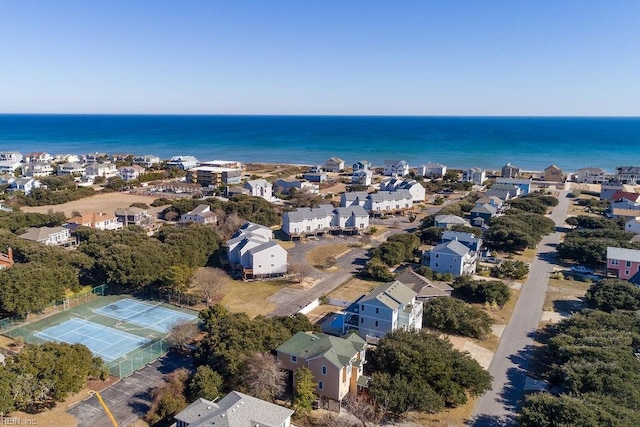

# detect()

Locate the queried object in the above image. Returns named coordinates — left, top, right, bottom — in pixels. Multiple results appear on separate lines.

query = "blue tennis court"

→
left=34, top=318, right=150, bottom=362
left=94, top=298, right=198, bottom=333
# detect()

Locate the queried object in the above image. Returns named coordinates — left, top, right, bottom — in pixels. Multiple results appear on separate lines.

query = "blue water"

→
left=1, top=115, right=639, bottom=172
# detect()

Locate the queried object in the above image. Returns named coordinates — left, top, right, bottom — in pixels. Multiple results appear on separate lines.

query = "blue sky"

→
left=0, top=1, right=638, bottom=115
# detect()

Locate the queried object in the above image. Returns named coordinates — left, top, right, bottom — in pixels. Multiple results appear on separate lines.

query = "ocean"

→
left=1, top=115, right=639, bottom=173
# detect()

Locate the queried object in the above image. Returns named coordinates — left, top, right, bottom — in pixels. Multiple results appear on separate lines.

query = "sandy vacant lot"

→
left=21, top=191, right=162, bottom=217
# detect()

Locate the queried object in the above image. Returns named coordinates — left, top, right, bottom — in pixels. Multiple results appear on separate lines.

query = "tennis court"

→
left=34, top=318, right=150, bottom=362
left=94, top=298, right=198, bottom=333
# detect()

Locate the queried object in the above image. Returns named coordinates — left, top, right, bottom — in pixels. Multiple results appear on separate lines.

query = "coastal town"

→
left=1, top=149, right=640, bottom=426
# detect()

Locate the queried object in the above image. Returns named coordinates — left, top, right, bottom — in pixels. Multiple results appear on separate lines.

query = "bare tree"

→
left=287, top=262, right=313, bottom=284
left=315, top=413, right=357, bottom=427
left=216, top=211, right=245, bottom=241
left=191, top=267, right=227, bottom=306
left=343, top=393, right=385, bottom=427
left=242, top=352, right=286, bottom=402
left=165, top=321, right=199, bottom=349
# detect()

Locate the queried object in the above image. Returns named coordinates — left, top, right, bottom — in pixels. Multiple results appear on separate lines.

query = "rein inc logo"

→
left=0, top=417, right=36, bottom=425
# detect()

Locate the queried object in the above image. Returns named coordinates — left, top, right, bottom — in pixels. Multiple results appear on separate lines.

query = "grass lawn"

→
left=484, top=287, right=521, bottom=325
left=219, top=279, right=283, bottom=318
left=405, top=396, right=477, bottom=426
left=306, top=243, right=351, bottom=268
left=542, top=291, right=584, bottom=313
left=327, top=277, right=379, bottom=301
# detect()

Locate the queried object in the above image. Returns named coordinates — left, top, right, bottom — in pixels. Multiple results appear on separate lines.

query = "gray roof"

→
left=247, top=240, right=283, bottom=255
left=359, top=280, right=417, bottom=309
left=188, top=204, right=211, bottom=215
left=471, top=203, right=498, bottom=215
left=19, top=226, right=67, bottom=242
left=342, top=191, right=368, bottom=202
left=442, top=230, right=480, bottom=243
left=435, top=214, right=467, bottom=225
left=369, top=189, right=412, bottom=202
left=176, top=392, right=293, bottom=427
left=284, top=205, right=334, bottom=222
left=276, top=331, right=365, bottom=369
left=244, top=178, right=269, bottom=188
left=431, top=240, right=471, bottom=256
left=114, top=206, right=146, bottom=216
left=333, top=206, right=368, bottom=217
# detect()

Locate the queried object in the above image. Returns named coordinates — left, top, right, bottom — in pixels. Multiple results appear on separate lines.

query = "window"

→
left=435, top=262, right=439, bottom=268
left=611, top=259, right=619, bottom=265
left=258, top=264, right=262, bottom=268
left=322, top=366, right=327, bottom=375
left=318, top=381, right=324, bottom=390
left=625, top=270, right=630, bottom=276
left=271, top=264, right=274, bottom=267
left=360, top=318, right=364, bottom=324
left=361, top=305, right=365, bottom=311
left=271, top=254, right=274, bottom=258
left=375, top=307, right=379, bottom=314
left=375, top=321, right=379, bottom=327
left=291, top=355, right=297, bottom=363
left=435, top=253, right=439, bottom=258
left=626, top=261, right=632, bottom=268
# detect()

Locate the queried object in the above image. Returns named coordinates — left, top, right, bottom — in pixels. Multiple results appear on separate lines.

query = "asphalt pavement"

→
left=470, top=190, right=571, bottom=426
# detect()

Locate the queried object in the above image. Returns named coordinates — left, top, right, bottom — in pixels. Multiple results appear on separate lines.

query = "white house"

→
left=118, top=165, right=146, bottom=181
left=0, top=152, right=22, bottom=162
left=420, top=162, right=447, bottom=178
left=324, top=157, right=345, bottom=173
left=274, top=179, right=320, bottom=195
left=57, top=162, right=85, bottom=176
left=0, top=155, right=23, bottom=173
left=226, top=222, right=288, bottom=279
left=383, top=160, right=410, bottom=177
left=166, top=155, right=199, bottom=170
left=352, top=169, right=373, bottom=186
left=8, top=178, right=41, bottom=195
left=625, top=218, right=640, bottom=234
left=174, top=391, right=293, bottom=427
left=179, top=204, right=217, bottom=225
left=423, top=240, right=478, bottom=277
left=379, top=178, right=425, bottom=202
left=24, top=152, right=52, bottom=163
left=575, top=167, right=607, bottom=184
left=65, top=212, right=123, bottom=231
left=341, top=191, right=369, bottom=208
left=353, top=160, right=371, bottom=171
left=85, top=163, right=118, bottom=178
left=22, top=162, right=54, bottom=177
left=463, top=168, right=486, bottom=185
left=282, top=205, right=369, bottom=238
left=133, top=155, right=161, bottom=168
left=343, top=281, right=423, bottom=340
left=243, top=179, right=273, bottom=201
left=434, top=214, right=468, bottom=228
left=366, top=190, right=413, bottom=214
left=18, top=226, right=76, bottom=247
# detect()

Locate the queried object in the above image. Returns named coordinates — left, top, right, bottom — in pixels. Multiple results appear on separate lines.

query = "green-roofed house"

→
left=276, top=331, right=367, bottom=412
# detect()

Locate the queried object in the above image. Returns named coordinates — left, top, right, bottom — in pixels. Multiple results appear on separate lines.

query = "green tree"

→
left=423, top=297, right=494, bottom=338
left=293, top=367, right=316, bottom=415
left=584, top=279, right=640, bottom=312
left=363, top=257, right=395, bottom=282
left=452, top=276, right=511, bottom=306
left=188, top=365, right=223, bottom=401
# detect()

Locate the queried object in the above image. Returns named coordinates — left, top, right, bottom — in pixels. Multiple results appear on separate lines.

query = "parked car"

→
left=570, top=265, right=594, bottom=274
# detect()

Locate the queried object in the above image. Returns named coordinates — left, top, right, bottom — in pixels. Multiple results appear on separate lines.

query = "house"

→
left=0, top=153, right=23, bottom=173
left=383, top=160, right=410, bottom=177
left=470, top=203, right=498, bottom=227
left=606, top=247, right=640, bottom=280
left=352, top=160, right=371, bottom=171
left=179, top=204, right=217, bottom=225
left=133, top=155, right=161, bottom=168
left=187, top=166, right=243, bottom=187
left=463, top=168, right=486, bottom=185
left=575, top=167, right=607, bottom=184
left=340, top=191, right=369, bottom=208
left=0, top=248, right=14, bottom=270
left=352, top=169, right=373, bottom=186
left=166, top=155, right=199, bottom=170
left=53, top=154, right=80, bottom=163
left=282, top=205, right=369, bottom=238
left=365, top=190, right=413, bottom=214
left=395, top=269, right=453, bottom=301
left=199, top=160, right=244, bottom=169
left=276, top=331, right=367, bottom=411
left=57, top=162, right=85, bottom=176
left=226, top=222, right=288, bottom=279
left=543, top=165, right=564, bottom=182
left=324, top=157, right=345, bottom=173
left=8, top=178, right=41, bottom=195
left=486, top=184, right=521, bottom=201
left=0, top=152, right=21, bottom=162
left=18, top=226, right=76, bottom=247
left=495, top=177, right=532, bottom=195
left=243, top=179, right=274, bottom=200
left=422, top=240, right=478, bottom=277
left=82, top=153, right=110, bottom=164
left=609, top=191, right=640, bottom=210
left=173, top=391, right=293, bottom=427
left=0, top=174, right=16, bottom=186
left=23, top=152, right=52, bottom=163
left=475, top=196, right=503, bottom=209
left=420, top=162, right=447, bottom=178
left=343, top=281, right=423, bottom=340
left=114, top=207, right=154, bottom=228
left=85, top=163, right=118, bottom=178
left=434, top=214, right=468, bottom=228
left=379, top=178, right=425, bottom=202
left=65, top=212, right=123, bottom=231
left=118, top=165, right=146, bottom=181
left=616, top=166, right=640, bottom=185
left=611, top=208, right=640, bottom=221
left=601, top=184, right=639, bottom=201
left=225, top=186, right=250, bottom=198
left=22, top=162, right=54, bottom=177
left=274, top=179, right=320, bottom=195
left=625, top=218, right=640, bottom=234
left=302, top=170, right=328, bottom=183
left=501, top=163, right=521, bottom=178
left=441, top=230, right=483, bottom=252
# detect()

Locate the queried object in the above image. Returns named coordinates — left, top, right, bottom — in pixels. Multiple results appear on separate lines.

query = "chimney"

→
left=7, top=247, right=13, bottom=263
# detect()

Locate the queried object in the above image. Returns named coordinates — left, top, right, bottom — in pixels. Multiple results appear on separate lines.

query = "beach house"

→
left=352, top=160, right=371, bottom=171
left=22, top=162, right=54, bottom=177
left=463, top=168, right=486, bottom=185
left=8, top=178, right=41, bottom=195
left=352, top=169, right=373, bottom=186
left=395, top=268, right=453, bottom=301
left=226, top=222, right=288, bottom=279
left=434, top=214, right=468, bottom=228
left=19, top=226, right=76, bottom=247
left=501, top=163, right=521, bottom=178
left=65, top=212, right=123, bottom=231
left=179, top=204, right=217, bottom=225
left=133, top=155, right=161, bottom=168
left=0, top=248, right=14, bottom=270
left=383, top=160, right=410, bottom=177
left=85, top=163, right=118, bottom=179
left=543, top=165, right=565, bottom=182
left=243, top=178, right=274, bottom=200
left=57, top=162, right=85, bottom=176
left=118, top=165, right=146, bottom=181
left=324, top=157, right=345, bottom=173
left=423, top=240, right=478, bottom=277
left=274, top=178, right=320, bottom=195
left=495, top=177, right=532, bottom=195
left=575, top=167, right=607, bottom=184
left=379, top=178, right=426, bottom=202
left=616, top=166, right=640, bottom=185
left=166, top=155, right=199, bottom=170
left=420, top=162, right=447, bottom=178
left=282, top=205, right=369, bottom=238
left=606, top=247, right=640, bottom=280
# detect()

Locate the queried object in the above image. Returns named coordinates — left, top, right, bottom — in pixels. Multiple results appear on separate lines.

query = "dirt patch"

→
left=327, top=277, right=379, bottom=301
left=21, top=191, right=161, bottom=217
left=404, top=396, right=477, bottom=426
left=306, top=243, right=351, bottom=269
left=219, top=279, right=283, bottom=318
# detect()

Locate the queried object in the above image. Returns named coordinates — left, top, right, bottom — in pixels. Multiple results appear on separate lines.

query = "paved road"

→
left=471, top=190, right=571, bottom=426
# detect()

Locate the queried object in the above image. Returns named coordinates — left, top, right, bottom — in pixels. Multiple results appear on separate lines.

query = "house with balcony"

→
left=470, top=203, right=498, bottom=227
left=82, top=153, right=110, bottom=164
left=475, top=196, right=503, bottom=209
left=276, top=331, right=367, bottom=412
left=24, top=152, right=52, bottom=163
left=543, top=164, right=564, bottom=182
left=575, top=167, right=607, bottom=184
left=8, top=178, right=41, bottom=195
left=174, top=391, right=293, bottom=427
left=324, top=157, right=345, bottom=173
left=114, top=207, right=154, bottom=229
left=18, top=226, right=76, bottom=247
left=0, top=154, right=23, bottom=174
left=495, top=177, right=532, bottom=195
left=383, top=160, right=410, bottom=177
left=166, top=155, right=198, bottom=170
left=282, top=205, right=369, bottom=238
left=422, top=240, right=478, bottom=277
left=441, top=230, right=483, bottom=252
left=85, top=163, right=118, bottom=179
left=187, top=166, right=243, bottom=187
left=379, top=178, right=425, bottom=202
left=274, top=179, right=320, bottom=195
left=352, top=169, right=373, bottom=186
left=365, top=190, right=413, bottom=215
left=342, top=281, right=423, bottom=341
left=606, top=247, right=640, bottom=280
left=463, top=168, right=486, bottom=185
left=420, top=162, right=447, bottom=178
left=226, top=222, right=287, bottom=279
left=243, top=178, right=274, bottom=200
left=395, top=268, right=453, bottom=301
left=352, top=160, right=371, bottom=171
left=133, top=155, right=161, bottom=168
left=616, top=166, right=640, bottom=185
left=501, top=163, right=521, bottom=178
left=65, top=212, right=123, bottom=231
left=179, top=204, right=217, bottom=225
left=22, top=162, right=54, bottom=177
left=486, top=183, right=522, bottom=201
left=118, top=165, right=146, bottom=181
left=57, top=162, right=85, bottom=176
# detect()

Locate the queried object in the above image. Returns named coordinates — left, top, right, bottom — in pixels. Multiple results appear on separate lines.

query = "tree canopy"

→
left=584, top=279, right=640, bottom=312
left=422, top=297, right=494, bottom=339
left=484, top=213, right=555, bottom=252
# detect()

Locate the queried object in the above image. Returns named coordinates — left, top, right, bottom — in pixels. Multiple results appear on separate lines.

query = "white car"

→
left=570, top=265, right=594, bottom=274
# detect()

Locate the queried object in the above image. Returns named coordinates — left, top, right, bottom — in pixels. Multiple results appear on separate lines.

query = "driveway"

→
left=470, top=191, right=571, bottom=426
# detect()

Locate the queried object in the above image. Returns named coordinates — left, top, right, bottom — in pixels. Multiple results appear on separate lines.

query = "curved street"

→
left=471, top=190, right=571, bottom=426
